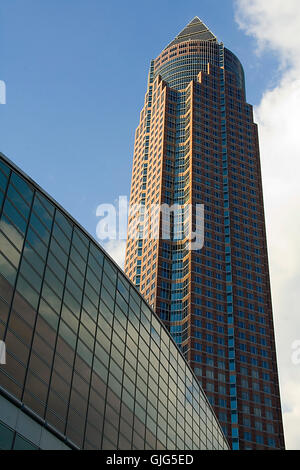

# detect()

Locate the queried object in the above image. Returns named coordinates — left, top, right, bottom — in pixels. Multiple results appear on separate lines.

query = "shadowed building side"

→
left=0, top=152, right=228, bottom=450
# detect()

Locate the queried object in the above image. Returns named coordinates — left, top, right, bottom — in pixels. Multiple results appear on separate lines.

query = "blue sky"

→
left=0, top=0, right=279, bottom=242
left=1, top=0, right=300, bottom=449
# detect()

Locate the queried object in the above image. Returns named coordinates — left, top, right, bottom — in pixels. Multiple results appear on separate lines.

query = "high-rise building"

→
left=0, top=151, right=228, bottom=450
left=125, top=17, right=285, bottom=450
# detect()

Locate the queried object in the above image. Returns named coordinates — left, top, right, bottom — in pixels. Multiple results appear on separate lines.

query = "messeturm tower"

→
left=124, top=17, right=285, bottom=450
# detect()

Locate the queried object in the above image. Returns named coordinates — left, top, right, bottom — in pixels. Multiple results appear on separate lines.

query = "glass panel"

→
left=10, top=172, right=34, bottom=205
left=33, top=197, right=52, bottom=231
left=3, top=199, right=27, bottom=235
left=7, top=182, right=31, bottom=219
left=0, top=159, right=10, bottom=176
left=0, top=252, right=17, bottom=284
left=13, top=434, right=38, bottom=450
left=55, top=209, right=72, bottom=238
left=15, top=275, right=39, bottom=310
left=0, top=421, right=14, bottom=450
left=0, top=170, right=8, bottom=193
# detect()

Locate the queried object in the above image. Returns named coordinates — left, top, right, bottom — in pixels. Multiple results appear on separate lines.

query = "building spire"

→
left=164, top=17, right=217, bottom=50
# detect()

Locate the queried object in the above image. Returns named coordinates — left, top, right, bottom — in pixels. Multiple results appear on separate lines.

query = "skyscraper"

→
left=125, top=17, right=285, bottom=450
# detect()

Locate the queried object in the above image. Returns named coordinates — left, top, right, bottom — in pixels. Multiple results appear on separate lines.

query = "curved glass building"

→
left=0, top=151, right=228, bottom=450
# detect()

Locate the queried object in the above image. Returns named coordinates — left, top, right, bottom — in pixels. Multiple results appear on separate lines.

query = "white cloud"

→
left=235, top=0, right=300, bottom=450
left=100, top=239, right=126, bottom=270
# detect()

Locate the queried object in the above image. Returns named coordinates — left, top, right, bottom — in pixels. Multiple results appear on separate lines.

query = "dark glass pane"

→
left=29, top=212, right=50, bottom=246
left=19, top=258, right=42, bottom=292
left=72, top=371, right=89, bottom=399
left=56, top=336, right=75, bottom=365
left=0, top=273, right=14, bottom=304
left=47, top=389, right=68, bottom=420
left=0, top=252, right=17, bottom=285
left=10, top=172, right=33, bottom=205
left=34, top=314, right=57, bottom=348
left=63, top=289, right=81, bottom=318
left=0, top=369, right=22, bottom=399
left=44, top=267, right=64, bottom=298
left=28, top=352, right=51, bottom=383
left=104, top=403, right=119, bottom=429
left=26, top=225, right=47, bottom=260
left=0, top=421, right=14, bottom=449
left=58, top=320, right=76, bottom=350
left=7, top=183, right=31, bottom=219
left=86, top=266, right=101, bottom=294
left=73, top=351, right=92, bottom=383
left=86, top=404, right=103, bottom=431
left=0, top=170, right=8, bottom=193
left=23, top=242, right=45, bottom=276
left=12, top=292, right=36, bottom=326
left=36, top=193, right=54, bottom=216
left=23, top=390, right=45, bottom=416
left=3, top=350, right=27, bottom=385
left=40, top=283, right=61, bottom=314
left=3, top=199, right=27, bottom=235
left=65, top=275, right=82, bottom=304
left=89, top=243, right=103, bottom=268
left=16, top=275, right=39, bottom=310
left=38, top=298, right=59, bottom=330
left=61, top=304, right=78, bottom=333
left=72, top=231, right=88, bottom=261
left=0, top=215, right=24, bottom=252
left=52, top=222, right=71, bottom=253
left=0, top=189, right=4, bottom=210
left=103, top=258, right=117, bottom=285
left=13, top=434, right=38, bottom=450
left=45, top=409, right=65, bottom=435
left=0, top=297, right=9, bottom=326
left=117, top=274, right=129, bottom=302
left=25, top=371, right=48, bottom=402
left=103, top=421, right=118, bottom=447
left=0, top=160, right=10, bottom=176
left=69, top=389, right=88, bottom=418
left=55, top=210, right=72, bottom=238
left=8, top=311, right=33, bottom=346
left=5, top=328, right=30, bottom=364
left=118, top=432, right=131, bottom=450
left=31, top=333, right=54, bottom=367
left=68, top=261, right=84, bottom=289
left=70, top=246, right=86, bottom=274
left=50, top=370, right=70, bottom=401
left=32, top=196, right=53, bottom=231
left=66, top=409, right=85, bottom=446
left=85, top=421, right=102, bottom=449
left=76, top=340, right=92, bottom=368
left=52, top=354, right=73, bottom=383
left=47, top=252, right=66, bottom=283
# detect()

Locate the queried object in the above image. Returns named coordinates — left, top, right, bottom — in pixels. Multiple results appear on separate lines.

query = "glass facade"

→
left=0, top=152, right=228, bottom=450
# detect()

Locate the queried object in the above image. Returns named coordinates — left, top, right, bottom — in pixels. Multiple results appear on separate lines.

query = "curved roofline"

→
left=0, top=150, right=229, bottom=448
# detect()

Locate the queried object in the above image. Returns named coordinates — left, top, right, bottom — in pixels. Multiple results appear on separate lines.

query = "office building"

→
left=124, top=17, right=285, bottom=450
left=0, top=151, right=228, bottom=450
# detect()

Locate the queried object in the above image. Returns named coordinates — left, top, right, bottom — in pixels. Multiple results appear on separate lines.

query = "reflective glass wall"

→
left=0, top=153, right=228, bottom=450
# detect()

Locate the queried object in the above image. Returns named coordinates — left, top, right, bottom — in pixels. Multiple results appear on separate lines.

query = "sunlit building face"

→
left=125, top=17, right=285, bottom=450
